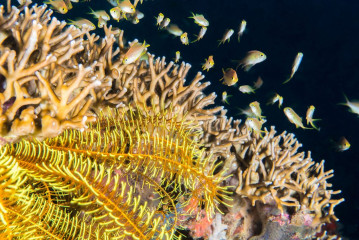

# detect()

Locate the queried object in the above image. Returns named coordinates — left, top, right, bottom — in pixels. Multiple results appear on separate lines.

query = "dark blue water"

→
left=29, top=0, right=359, bottom=238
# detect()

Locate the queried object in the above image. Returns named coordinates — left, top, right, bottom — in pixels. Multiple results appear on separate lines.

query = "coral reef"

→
left=0, top=1, right=344, bottom=239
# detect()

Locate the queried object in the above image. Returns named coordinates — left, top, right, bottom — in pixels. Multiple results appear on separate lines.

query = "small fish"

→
left=283, top=52, right=303, bottom=84
left=245, top=117, right=267, bottom=137
left=192, top=27, right=207, bottom=43
left=339, top=94, right=359, bottom=116
left=237, top=20, right=247, bottom=42
left=239, top=85, right=255, bottom=94
left=218, top=29, right=234, bottom=46
left=118, top=0, right=136, bottom=14
left=160, top=17, right=171, bottom=29
left=306, top=105, right=320, bottom=130
left=64, top=0, right=72, bottom=10
left=335, top=137, right=351, bottom=152
left=110, top=7, right=122, bottom=21
left=222, top=91, right=232, bottom=105
left=88, top=8, right=110, bottom=21
left=174, top=51, right=181, bottom=63
left=220, top=68, right=238, bottom=86
left=180, top=32, right=189, bottom=45
left=267, top=93, right=283, bottom=108
left=283, top=107, right=311, bottom=129
left=166, top=24, right=183, bottom=37
left=68, top=18, right=96, bottom=30
left=44, top=0, right=68, bottom=14
left=202, top=55, right=214, bottom=72
left=189, top=13, right=209, bottom=27
left=249, top=101, right=265, bottom=119
left=237, top=107, right=256, bottom=118
left=253, top=76, right=263, bottom=89
left=156, top=13, right=164, bottom=26
left=235, top=50, right=266, bottom=72
left=123, top=40, right=150, bottom=64
left=97, top=17, right=107, bottom=28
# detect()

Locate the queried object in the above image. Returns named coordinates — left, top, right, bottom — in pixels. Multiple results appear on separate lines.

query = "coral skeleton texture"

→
left=0, top=1, right=344, bottom=240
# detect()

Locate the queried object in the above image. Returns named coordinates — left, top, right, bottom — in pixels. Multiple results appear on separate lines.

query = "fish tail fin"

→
left=337, top=93, right=350, bottom=106
left=191, top=35, right=199, bottom=43
left=224, top=95, right=232, bottom=105
left=283, top=76, right=292, bottom=84
left=310, top=122, right=320, bottom=131
left=67, top=19, right=74, bottom=25
left=142, top=40, right=150, bottom=48
left=87, top=7, right=96, bottom=16
left=217, top=39, right=224, bottom=47
left=311, top=118, right=321, bottom=130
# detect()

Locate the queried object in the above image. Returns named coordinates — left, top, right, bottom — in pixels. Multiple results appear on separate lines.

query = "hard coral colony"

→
left=0, top=1, right=344, bottom=240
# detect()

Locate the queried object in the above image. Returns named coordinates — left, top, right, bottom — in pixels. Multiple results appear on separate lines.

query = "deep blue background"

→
left=29, top=0, right=359, bottom=238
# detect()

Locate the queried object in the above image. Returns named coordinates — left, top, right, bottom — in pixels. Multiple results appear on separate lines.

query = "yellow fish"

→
left=68, top=18, right=96, bottom=30
left=306, top=105, right=320, bottom=130
left=166, top=24, right=183, bottom=37
left=202, top=56, right=214, bottom=72
left=44, top=0, right=68, bottom=14
left=63, top=0, right=72, bottom=10
left=222, top=91, right=231, bottom=105
left=189, top=13, right=209, bottom=27
left=97, top=17, right=107, bottom=28
left=192, top=27, right=207, bottom=43
left=110, top=7, right=122, bottom=21
left=235, top=50, right=266, bottom=71
left=283, top=52, right=303, bottom=84
left=118, top=0, right=135, bottom=14
left=335, top=137, right=351, bottom=152
left=237, top=20, right=247, bottom=42
left=267, top=93, right=283, bottom=108
left=174, top=51, right=181, bottom=63
left=156, top=13, right=164, bottom=26
left=123, top=40, right=150, bottom=64
left=239, top=85, right=255, bottom=94
left=88, top=8, right=110, bottom=21
left=339, top=94, right=359, bottom=117
left=249, top=101, right=265, bottom=119
left=180, top=32, right=189, bottom=45
left=218, top=29, right=234, bottom=46
left=245, top=117, right=267, bottom=138
left=220, top=68, right=238, bottom=86
left=283, top=107, right=311, bottom=129
left=160, top=17, right=171, bottom=29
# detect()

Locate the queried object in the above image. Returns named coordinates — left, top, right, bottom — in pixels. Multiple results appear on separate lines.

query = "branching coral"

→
left=0, top=1, right=344, bottom=240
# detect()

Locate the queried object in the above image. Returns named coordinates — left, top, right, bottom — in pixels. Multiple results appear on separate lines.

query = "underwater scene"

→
left=0, top=0, right=358, bottom=239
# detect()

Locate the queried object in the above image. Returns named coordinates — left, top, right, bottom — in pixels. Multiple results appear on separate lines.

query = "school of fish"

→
left=40, top=0, right=355, bottom=151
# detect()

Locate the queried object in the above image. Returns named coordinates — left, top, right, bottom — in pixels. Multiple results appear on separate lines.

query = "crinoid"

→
left=0, top=106, right=233, bottom=239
